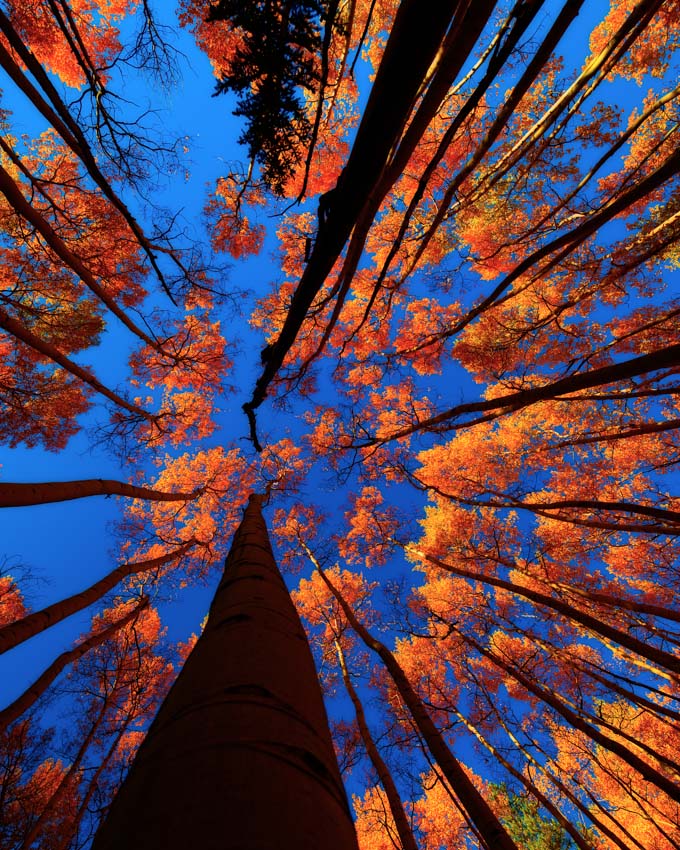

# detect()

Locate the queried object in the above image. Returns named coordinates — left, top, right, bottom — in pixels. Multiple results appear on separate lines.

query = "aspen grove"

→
left=1, top=1, right=680, bottom=848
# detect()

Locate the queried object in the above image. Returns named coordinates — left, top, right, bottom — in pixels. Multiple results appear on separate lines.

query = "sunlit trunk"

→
left=92, top=494, right=358, bottom=850
left=334, top=638, right=418, bottom=850
left=419, top=549, right=680, bottom=674
left=0, top=303, right=156, bottom=419
left=315, top=564, right=518, bottom=850
left=459, top=628, right=680, bottom=805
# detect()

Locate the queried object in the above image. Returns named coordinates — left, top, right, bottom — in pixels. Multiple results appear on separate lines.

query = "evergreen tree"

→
left=208, top=0, right=328, bottom=193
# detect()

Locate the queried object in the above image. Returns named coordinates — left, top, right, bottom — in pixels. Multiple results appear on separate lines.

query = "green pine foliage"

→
left=490, top=785, right=577, bottom=850
left=208, top=0, right=327, bottom=194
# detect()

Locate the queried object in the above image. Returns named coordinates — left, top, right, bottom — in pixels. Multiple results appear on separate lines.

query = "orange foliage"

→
left=6, top=0, right=137, bottom=88
left=353, top=786, right=403, bottom=850
left=589, top=0, right=680, bottom=84
left=206, top=175, right=266, bottom=259
left=0, top=574, right=27, bottom=627
left=337, top=486, right=399, bottom=568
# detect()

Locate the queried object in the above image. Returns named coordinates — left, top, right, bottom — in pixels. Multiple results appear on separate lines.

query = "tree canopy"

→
left=1, top=0, right=680, bottom=848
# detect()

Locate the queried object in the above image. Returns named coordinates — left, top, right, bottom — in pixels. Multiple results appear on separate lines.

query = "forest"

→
left=1, top=0, right=680, bottom=847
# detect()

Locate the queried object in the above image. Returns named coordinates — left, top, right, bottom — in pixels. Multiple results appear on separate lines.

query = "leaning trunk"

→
left=91, top=494, right=358, bottom=850
left=0, top=541, right=196, bottom=654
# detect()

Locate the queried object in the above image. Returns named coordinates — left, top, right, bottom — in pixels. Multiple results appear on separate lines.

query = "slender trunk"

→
left=0, top=598, right=148, bottom=732
left=552, top=414, right=680, bottom=449
left=587, top=748, right=680, bottom=850
left=334, top=639, right=418, bottom=850
left=457, top=627, right=680, bottom=804
left=300, top=0, right=499, bottom=369
left=20, top=698, right=110, bottom=850
left=378, top=335, right=680, bottom=443
left=91, top=494, right=358, bottom=850
left=0, top=541, right=196, bottom=654
left=441, top=490, right=680, bottom=535
left=314, top=563, right=518, bottom=850
left=417, top=548, right=680, bottom=674
left=0, top=479, right=202, bottom=509
left=451, top=543, right=680, bottom=624
left=476, top=685, right=639, bottom=850
left=580, top=782, right=650, bottom=850
left=246, top=0, right=465, bottom=414
left=53, top=715, right=133, bottom=850
left=451, top=707, right=595, bottom=850
left=580, top=659, right=680, bottom=723
left=0, top=305, right=156, bottom=420
left=400, top=0, right=666, bottom=293
left=0, top=165, right=170, bottom=352
left=528, top=633, right=680, bottom=724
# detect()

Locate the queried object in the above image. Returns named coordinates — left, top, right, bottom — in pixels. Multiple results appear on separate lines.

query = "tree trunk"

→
left=418, top=549, right=680, bottom=674
left=0, top=161, right=171, bottom=348
left=245, top=0, right=466, bottom=415
left=0, top=480, right=202, bottom=509
left=91, top=494, right=358, bottom=850
left=0, top=304, right=156, bottom=420
left=334, top=639, right=418, bottom=850
left=0, top=541, right=196, bottom=654
left=457, top=627, right=680, bottom=805
left=315, top=564, right=518, bottom=850
left=379, top=335, right=680, bottom=443
left=0, top=598, right=148, bottom=732
left=20, top=697, right=110, bottom=850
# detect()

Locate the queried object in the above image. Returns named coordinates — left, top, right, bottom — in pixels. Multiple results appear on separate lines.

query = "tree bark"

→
left=0, top=479, right=202, bottom=509
left=0, top=598, right=148, bottom=732
left=91, top=494, right=358, bottom=850
left=417, top=549, right=680, bottom=674
left=245, top=0, right=467, bottom=415
left=0, top=304, right=156, bottom=420
left=0, top=163, right=171, bottom=349
left=315, top=564, right=518, bottom=850
left=457, top=627, right=680, bottom=805
left=334, top=639, right=418, bottom=850
left=0, top=541, right=196, bottom=654
left=0, top=9, right=176, bottom=308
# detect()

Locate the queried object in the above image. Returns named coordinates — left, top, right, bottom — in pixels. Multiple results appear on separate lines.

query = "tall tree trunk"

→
left=416, top=549, right=680, bottom=674
left=0, top=163, right=172, bottom=348
left=334, top=639, right=418, bottom=850
left=456, top=627, right=680, bottom=805
left=314, top=562, right=518, bottom=850
left=20, top=697, right=111, bottom=850
left=91, top=494, right=358, bottom=850
left=0, top=305, right=157, bottom=420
